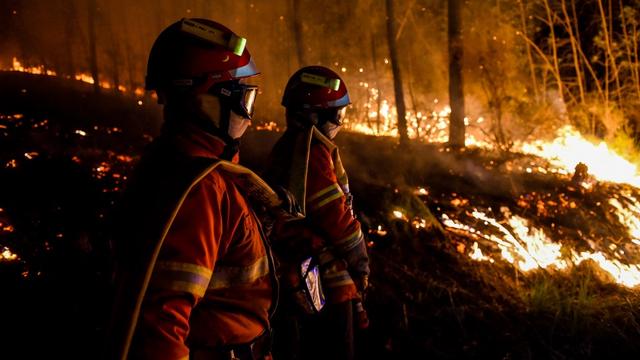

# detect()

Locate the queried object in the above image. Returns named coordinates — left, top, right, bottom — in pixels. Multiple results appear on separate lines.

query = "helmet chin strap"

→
left=183, top=94, right=241, bottom=160
left=214, top=101, right=242, bottom=160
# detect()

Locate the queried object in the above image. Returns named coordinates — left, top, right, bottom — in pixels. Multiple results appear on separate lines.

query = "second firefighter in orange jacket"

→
left=267, top=66, right=370, bottom=360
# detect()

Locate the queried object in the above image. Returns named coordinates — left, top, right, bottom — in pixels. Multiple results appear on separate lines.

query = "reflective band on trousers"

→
left=307, top=183, right=343, bottom=211
left=322, top=269, right=355, bottom=288
left=208, top=255, right=270, bottom=290
left=151, top=261, right=213, bottom=298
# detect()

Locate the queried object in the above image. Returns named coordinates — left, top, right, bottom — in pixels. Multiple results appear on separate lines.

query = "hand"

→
left=354, top=273, right=369, bottom=294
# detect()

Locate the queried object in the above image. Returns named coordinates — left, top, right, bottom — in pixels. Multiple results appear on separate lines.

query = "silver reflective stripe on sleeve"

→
left=150, top=261, right=213, bottom=298
left=208, top=255, right=270, bottom=289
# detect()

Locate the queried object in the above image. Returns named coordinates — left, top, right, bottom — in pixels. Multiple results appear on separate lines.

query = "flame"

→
left=609, top=193, right=640, bottom=245
left=5, top=57, right=145, bottom=98
left=9, top=57, right=56, bottom=76
left=342, top=83, right=492, bottom=147
left=342, top=84, right=639, bottom=187
left=469, top=242, right=494, bottom=263
left=442, top=203, right=640, bottom=288
left=517, top=126, right=640, bottom=187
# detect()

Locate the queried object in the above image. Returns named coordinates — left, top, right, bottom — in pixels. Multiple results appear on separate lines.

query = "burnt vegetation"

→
left=1, top=0, right=640, bottom=359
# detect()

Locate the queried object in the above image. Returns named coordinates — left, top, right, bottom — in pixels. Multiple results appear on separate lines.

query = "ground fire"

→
left=2, top=1, right=640, bottom=359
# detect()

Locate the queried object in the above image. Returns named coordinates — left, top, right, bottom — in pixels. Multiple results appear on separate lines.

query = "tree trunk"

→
left=292, top=0, right=306, bottom=67
left=88, top=0, right=100, bottom=94
left=385, top=0, right=408, bottom=146
left=518, top=0, right=539, bottom=102
left=62, top=0, right=77, bottom=77
left=371, top=34, right=382, bottom=134
left=448, top=0, right=465, bottom=147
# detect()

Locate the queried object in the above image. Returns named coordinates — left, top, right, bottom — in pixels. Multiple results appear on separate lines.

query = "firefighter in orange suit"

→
left=107, top=19, right=282, bottom=360
left=266, top=66, right=370, bottom=360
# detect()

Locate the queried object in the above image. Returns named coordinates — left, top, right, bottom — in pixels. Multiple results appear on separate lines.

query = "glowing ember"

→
left=24, top=152, right=39, bottom=160
left=94, top=162, right=111, bottom=179
left=0, top=246, right=18, bottom=262
left=369, top=225, right=388, bottom=237
left=255, top=121, right=280, bottom=132
left=412, top=217, right=428, bottom=229
left=115, top=154, right=134, bottom=163
left=392, top=210, right=405, bottom=219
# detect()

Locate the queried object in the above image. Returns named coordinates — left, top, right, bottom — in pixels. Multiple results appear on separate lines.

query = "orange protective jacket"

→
left=109, top=124, right=279, bottom=360
left=267, top=126, right=370, bottom=304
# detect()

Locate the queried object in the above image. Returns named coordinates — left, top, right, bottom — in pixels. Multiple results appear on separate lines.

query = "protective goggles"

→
left=211, top=81, right=259, bottom=119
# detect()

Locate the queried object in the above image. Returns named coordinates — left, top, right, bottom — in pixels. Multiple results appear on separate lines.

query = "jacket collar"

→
left=171, top=123, right=240, bottom=163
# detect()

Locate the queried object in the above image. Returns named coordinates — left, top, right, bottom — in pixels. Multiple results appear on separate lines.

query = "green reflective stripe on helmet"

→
left=229, top=36, right=247, bottom=56
left=328, top=79, right=341, bottom=91
left=181, top=18, right=246, bottom=55
left=300, top=73, right=341, bottom=91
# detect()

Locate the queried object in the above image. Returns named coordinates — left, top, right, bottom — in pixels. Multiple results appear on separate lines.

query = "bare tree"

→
left=370, top=33, right=383, bottom=134
left=448, top=0, right=465, bottom=147
left=88, top=0, right=100, bottom=93
left=385, top=0, right=408, bottom=146
left=291, top=0, right=306, bottom=67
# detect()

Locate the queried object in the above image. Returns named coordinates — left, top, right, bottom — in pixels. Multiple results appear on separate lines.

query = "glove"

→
left=354, top=273, right=369, bottom=294
left=274, top=186, right=303, bottom=217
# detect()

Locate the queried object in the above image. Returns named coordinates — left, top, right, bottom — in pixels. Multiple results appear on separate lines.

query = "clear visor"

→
left=241, top=85, right=258, bottom=118
left=211, top=82, right=259, bottom=119
left=334, top=107, right=347, bottom=126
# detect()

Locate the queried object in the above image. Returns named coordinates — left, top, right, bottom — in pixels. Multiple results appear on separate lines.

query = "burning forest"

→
left=2, top=0, right=640, bottom=359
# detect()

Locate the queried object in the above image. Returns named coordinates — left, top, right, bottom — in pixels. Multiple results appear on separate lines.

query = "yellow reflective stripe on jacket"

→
left=308, top=183, right=344, bottom=211
left=307, top=183, right=342, bottom=203
left=336, top=229, right=363, bottom=252
left=208, top=255, right=269, bottom=290
left=150, top=261, right=213, bottom=298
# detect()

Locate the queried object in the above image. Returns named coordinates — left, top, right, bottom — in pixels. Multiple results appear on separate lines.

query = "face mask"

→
left=195, top=94, right=222, bottom=128
left=227, top=111, right=251, bottom=139
left=320, top=121, right=341, bottom=139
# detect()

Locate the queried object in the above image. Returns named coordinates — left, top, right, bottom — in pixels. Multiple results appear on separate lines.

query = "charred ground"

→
left=1, top=74, right=639, bottom=359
